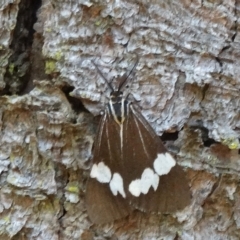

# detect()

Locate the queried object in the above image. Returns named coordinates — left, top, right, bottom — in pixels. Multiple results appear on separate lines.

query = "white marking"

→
left=109, top=101, right=117, bottom=123
left=121, top=98, right=125, bottom=123
left=153, top=152, right=176, bottom=176
left=120, top=124, right=123, bottom=159
left=109, top=173, right=126, bottom=198
left=128, top=168, right=159, bottom=197
left=120, top=98, right=125, bottom=153
left=141, top=168, right=159, bottom=193
left=129, top=179, right=141, bottom=197
left=105, top=114, right=113, bottom=162
left=109, top=98, right=125, bottom=158
left=90, top=162, right=112, bottom=183
left=109, top=99, right=123, bottom=125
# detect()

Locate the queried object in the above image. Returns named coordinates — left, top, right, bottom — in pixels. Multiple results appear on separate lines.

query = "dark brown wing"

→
left=130, top=165, right=191, bottom=213
left=124, top=105, right=191, bottom=213
left=121, top=104, right=167, bottom=185
left=85, top=112, right=132, bottom=224
left=86, top=178, right=131, bottom=224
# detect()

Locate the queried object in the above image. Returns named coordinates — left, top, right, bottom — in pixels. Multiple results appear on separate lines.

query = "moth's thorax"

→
left=108, top=91, right=129, bottom=125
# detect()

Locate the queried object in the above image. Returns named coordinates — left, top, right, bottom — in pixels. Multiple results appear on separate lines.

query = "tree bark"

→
left=0, top=0, right=240, bottom=239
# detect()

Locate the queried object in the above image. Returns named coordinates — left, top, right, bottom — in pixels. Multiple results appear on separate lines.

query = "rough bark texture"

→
left=0, top=0, right=240, bottom=239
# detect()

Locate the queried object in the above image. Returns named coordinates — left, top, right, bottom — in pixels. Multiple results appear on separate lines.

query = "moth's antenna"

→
left=118, top=55, right=139, bottom=91
left=92, top=60, right=114, bottom=91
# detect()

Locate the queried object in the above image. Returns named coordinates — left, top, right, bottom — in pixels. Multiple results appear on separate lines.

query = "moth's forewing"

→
left=86, top=178, right=131, bottom=224
left=86, top=112, right=132, bottom=224
left=120, top=105, right=166, bottom=186
left=123, top=105, right=191, bottom=211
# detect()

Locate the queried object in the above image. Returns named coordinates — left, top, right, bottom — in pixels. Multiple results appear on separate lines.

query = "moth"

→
left=86, top=57, right=191, bottom=224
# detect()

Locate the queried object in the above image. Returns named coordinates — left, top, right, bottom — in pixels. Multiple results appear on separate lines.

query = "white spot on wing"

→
left=153, top=152, right=176, bottom=176
left=120, top=124, right=123, bottom=159
left=129, top=168, right=159, bottom=197
left=109, top=173, right=126, bottom=198
left=90, top=162, right=112, bottom=183
left=141, top=168, right=159, bottom=193
left=129, top=179, right=141, bottom=197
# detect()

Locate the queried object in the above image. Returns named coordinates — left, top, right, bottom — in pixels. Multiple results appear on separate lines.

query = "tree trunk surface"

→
left=0, top=0, right=240, bottom=239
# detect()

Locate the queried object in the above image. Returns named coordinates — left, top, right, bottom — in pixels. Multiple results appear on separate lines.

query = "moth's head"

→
left=92, top=56, right=138, bottom=102
left=110, top=91, right=123, bottom=103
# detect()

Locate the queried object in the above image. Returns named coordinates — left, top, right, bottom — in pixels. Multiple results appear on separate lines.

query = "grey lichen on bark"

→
left=0, top=0, right=240, bottom=239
